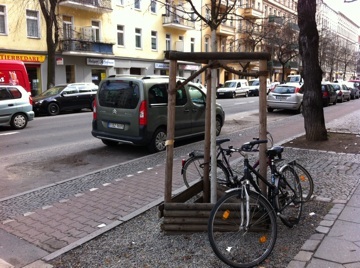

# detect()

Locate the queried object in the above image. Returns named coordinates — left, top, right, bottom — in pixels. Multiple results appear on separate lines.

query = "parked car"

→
left=343, top=81, right=360, bottom=100
left=331, top=82, right=351, bottom=103
left=0, top=85, right=34, bottom=129
left=216, top=79, right=250, bottom=98
left=248, top=78, right=271, bottom=96
left=91, top=76, right=225, bottom=153
left=268, top=81, right=280, bottom=93
left=321, top=83, right=337, bottom=107
left=32, top=83, right=98, bottom=116
left=267, top=83, right=304, bottom=113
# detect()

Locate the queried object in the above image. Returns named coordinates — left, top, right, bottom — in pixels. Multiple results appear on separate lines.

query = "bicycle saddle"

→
left=216, top=138, right=230, bottom=146
left=267, top=146, right=284, bottom=158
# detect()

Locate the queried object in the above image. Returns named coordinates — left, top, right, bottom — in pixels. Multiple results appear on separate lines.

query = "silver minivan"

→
left=0, top=85, right=34, bottom=129
left=91, top=76, right=225, bottom=153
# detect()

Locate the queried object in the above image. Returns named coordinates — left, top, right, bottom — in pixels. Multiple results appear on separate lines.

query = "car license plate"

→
left=219, top=92, right=224, bottom=95
left=108, top=122, right=125, bottom=129
left=277, top=96, right=287, bottom=100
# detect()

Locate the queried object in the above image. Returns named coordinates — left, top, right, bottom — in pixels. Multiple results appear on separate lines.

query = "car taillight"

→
left=295, top=87, right=301, bottom=93
left=29, top=95, right=33, bottom=105
left=93, top=98, right=97, bottom=120
left=323, top=91, right=329, bottom=97
left=338, top=90, right=343, bottom=96
left=139, top=100, right=147, bottom=126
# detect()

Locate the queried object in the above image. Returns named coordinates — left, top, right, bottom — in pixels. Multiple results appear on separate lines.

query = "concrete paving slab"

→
left=328, top=220, right=360, bottom=242
left=0, top=259, right=13, bottom=268
left=314, top=236, right=360, bottom=263
left=338, top=206, right=360, bottom=223
left=0, top=229, right=48, bottom=268
left=347, top=193, right=360, bottom=207
left=307, top=258, right=344, bottom=268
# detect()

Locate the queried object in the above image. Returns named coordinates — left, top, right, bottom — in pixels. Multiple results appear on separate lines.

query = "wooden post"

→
left=202, top=69, right=212, bottom=203
left=164, top=59, right=177, bottom=202
left=258, top=60, right=268, bottom=195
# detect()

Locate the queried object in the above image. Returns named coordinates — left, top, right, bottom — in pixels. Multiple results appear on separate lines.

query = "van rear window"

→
left=99, top=80, right=140, bottom=109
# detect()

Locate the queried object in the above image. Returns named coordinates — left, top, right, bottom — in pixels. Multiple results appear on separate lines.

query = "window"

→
left=134, top=0, right=140, bottom=9
left=135, top=28, right=142, bottom=49
left=98, top=81, right=140, bottom=109
left=151, top=31, right=157, bottom=50
left=0, top=5, right=6, bottom=34
left=91, top=21, right=100, bottom=42
left=26, top=10, right=39, bottom=38
left=63, top=16, right=73, bottom=39
left=117, top=25, right=124, bottom=46
left=150, top=0, right=156, bottom=13
left=190, top=38, right=195, bottom=52
left=165, top=34, right=171, bottom=51
left=205, top=37, right=209, bottom=52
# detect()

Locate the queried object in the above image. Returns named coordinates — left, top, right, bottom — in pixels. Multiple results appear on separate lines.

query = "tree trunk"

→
left=298, top=0, right=327, bottom=141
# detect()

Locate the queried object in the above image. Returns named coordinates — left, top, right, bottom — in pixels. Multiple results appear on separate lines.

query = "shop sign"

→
left=179, top=64, right=199, bottom=71
left=155, top=63, right=169, bottom=69
left=87, top=58, right=115, bottom=66
left=0, top=53, right=46, bottom=63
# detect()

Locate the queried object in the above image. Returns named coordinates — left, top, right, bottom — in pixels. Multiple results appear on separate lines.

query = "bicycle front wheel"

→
left=182, top=156, right=230, bottom=188
left=208, top=189, right=277, bottom=268
left=276, top=165, right=303, bottom=228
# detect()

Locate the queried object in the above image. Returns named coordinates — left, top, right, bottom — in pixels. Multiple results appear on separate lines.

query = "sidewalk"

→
left=0, top=110, right=359, bottom=268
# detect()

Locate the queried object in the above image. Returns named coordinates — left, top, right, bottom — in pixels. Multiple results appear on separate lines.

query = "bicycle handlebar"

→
left=241, top=139, right=268, bottom=152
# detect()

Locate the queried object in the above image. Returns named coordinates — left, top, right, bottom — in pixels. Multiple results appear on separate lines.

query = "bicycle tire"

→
left=182, top=156, right=230, bottom=188
left=208, top=189, right=277, bottom=268
left=276, top=165, right=303, bottom=228
left=289, top=162, right=314, bottom=202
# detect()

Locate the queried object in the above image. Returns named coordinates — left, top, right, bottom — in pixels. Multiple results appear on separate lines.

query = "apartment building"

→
left=0, top=0, right=203, bottom=94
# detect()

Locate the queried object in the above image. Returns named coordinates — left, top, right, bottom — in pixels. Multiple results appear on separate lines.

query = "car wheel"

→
left=244, top=91, right=249, bottom=98
left=47, top=103, right=60, bottom=116
left=297, top=104, right=303, bottom=114
left=323, top=100, right=329, bottom=107
left=338, top=96, right=343, bottom=103
left=10, top=113, right=28, bottom=130
left=216, top=116, right=222, bottom=136
left=333, top=99, right=337, bottom=105
left=267, top=107, right=274, bottom=113
left=101, top=139, right=118, bottom=146
left=148, top=128, right=167, bottom=153
left=232, top=92, right=236, bottom=98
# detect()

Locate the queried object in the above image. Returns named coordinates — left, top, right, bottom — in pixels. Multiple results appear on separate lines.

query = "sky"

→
left=324, top=0, right=360, bottom=25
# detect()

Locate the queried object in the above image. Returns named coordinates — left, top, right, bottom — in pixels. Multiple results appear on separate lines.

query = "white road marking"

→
left=0, top=132, right=19, bottom=136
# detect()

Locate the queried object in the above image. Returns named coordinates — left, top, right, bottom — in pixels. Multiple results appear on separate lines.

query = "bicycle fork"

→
left=239, top=184, right=250, bottom=230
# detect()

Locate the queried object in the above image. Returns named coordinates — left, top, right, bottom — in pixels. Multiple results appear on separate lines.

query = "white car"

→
left=267, top=83, right=304, bottom=113
left=331, top=82, right=351, bottom=103
left=0, top=85, right=34, bottom=129
left=216, top=79, right=250, bottom=98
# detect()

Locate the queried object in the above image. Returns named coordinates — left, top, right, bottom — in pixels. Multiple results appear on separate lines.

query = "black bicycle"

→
left=182, top=133, right=314, bottom=202
left=208, top=139, right=303, bottom=268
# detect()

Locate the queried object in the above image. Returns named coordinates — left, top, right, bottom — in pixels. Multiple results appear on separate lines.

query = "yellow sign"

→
left=0, top=53, right=46, bottom=63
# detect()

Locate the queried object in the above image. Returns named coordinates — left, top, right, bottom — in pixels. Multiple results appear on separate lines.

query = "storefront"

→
left=0, top=53, right=46, bottom=96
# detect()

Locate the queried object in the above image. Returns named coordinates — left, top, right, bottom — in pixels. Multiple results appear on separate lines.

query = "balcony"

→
left=162, top=15, right=195, bottom=31
left=216, top=21, right=236, bottom=36
left=59, top=0, right=112, bottom=13
left=243, top=8, right=263, bottom=19
left=60, top=39, right=114, bottom=55
left=219, top=0, right=235, bottom=8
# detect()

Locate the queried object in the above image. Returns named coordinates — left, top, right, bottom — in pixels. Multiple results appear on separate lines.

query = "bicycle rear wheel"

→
left=208, top=189, right=277, bottom=268
left=276, top=165, right=303, bottom=228
left=182, top=156, right=230, bottom=188
left=290, top=162, right=314, bottom=202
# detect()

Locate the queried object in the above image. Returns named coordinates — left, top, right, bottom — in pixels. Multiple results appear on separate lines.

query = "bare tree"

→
left=38, top=0, right=60, bottom=89
left=298, top=0, right=327, bottom=141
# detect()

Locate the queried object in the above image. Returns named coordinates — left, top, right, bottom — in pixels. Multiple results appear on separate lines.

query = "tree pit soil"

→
left=282, top=132, right=360, bottom=154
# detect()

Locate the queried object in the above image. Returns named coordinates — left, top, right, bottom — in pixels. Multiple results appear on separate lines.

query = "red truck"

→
left=0, top=60, right=31, bottom=94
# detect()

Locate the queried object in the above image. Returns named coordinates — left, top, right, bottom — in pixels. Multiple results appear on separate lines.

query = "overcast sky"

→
left=324, top=0, right=360, bottom=26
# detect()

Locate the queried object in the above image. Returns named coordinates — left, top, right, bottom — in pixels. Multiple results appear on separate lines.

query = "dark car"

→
left=33, top=83, right=98, bottom=116
left=321, top=83, right=337, bottom=107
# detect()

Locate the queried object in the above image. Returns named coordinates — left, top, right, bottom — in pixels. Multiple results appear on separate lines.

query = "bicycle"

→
left=208, top=139, right=303, bottom=268
left=182, top=133, right=314, bottom=202
left=181, top=138, right=235, bottom=188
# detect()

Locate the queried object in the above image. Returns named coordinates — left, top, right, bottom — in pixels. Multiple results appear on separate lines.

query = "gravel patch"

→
left=50, top=199, right=331, bottom=268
